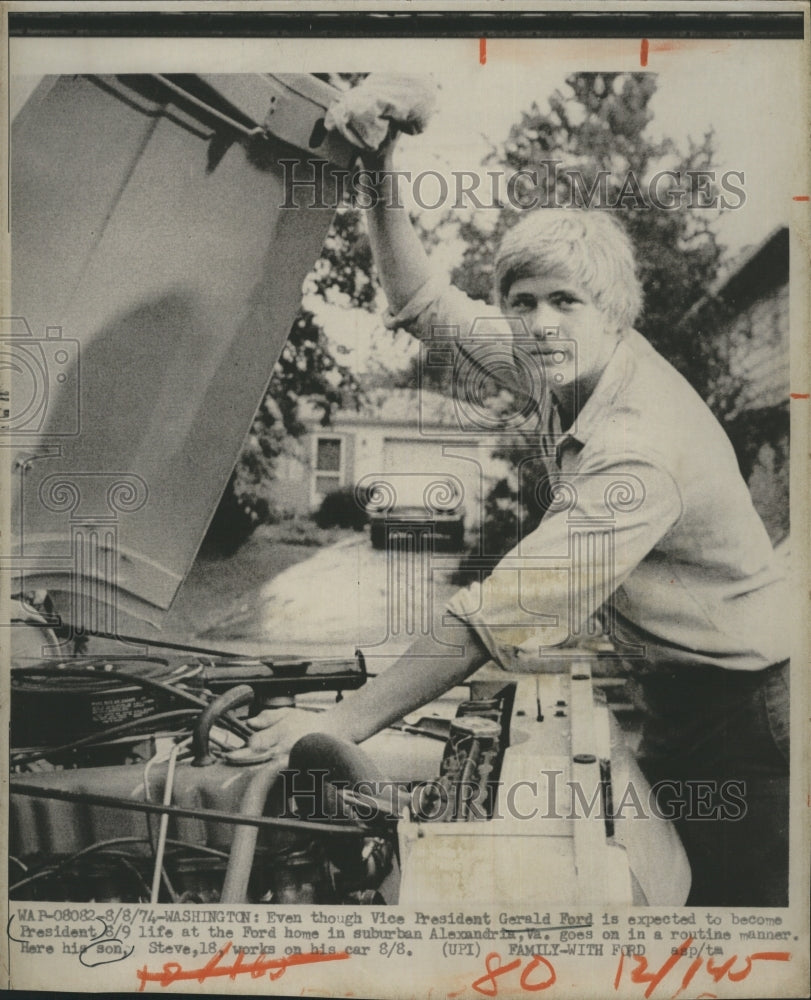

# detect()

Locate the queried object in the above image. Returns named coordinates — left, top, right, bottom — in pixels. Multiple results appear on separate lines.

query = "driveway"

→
left=201, top=533, right=462, bottom=665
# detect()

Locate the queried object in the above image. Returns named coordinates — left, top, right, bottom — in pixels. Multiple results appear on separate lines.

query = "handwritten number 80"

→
left=472, top=952, right=556, bottom=996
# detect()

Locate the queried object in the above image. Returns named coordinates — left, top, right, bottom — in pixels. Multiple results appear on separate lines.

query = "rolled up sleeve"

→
left=384, top=278, right=532, bottom=399
left=383, top=276, right=501, bottom=339
left=445, top=455, right=683, bottom=671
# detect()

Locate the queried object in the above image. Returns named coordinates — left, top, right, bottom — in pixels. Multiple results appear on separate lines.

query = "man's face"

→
left=503, top=272, right=619, bottom=399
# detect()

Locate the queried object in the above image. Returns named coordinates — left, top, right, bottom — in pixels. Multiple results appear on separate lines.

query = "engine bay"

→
left=9, top=642, right=497, bottom=905
left=9, top=631, right=690, bottom=909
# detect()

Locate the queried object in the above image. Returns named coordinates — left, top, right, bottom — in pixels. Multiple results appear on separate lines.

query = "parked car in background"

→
left=364, top=473, right=466, bottom=550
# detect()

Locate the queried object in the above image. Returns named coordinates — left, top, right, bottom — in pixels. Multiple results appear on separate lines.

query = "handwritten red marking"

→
left=640, top=39, right=649, bottom=66
left=722, top=952, right=790, bottom=982
left=135, top=941, right=349, bottom=992
left=473, top=952, right=522, bottom=996
left=472, top=952, right=555, bottom=996
left=480, top=38, right=487, bottom=65
left=613, top=952, right=625, bottom=991
left=613, top=937, right=791, bottom=998
left=671, top=955, right=704, bottom=999
left=790, top=392, right=810, bottom=399
left=628, top=935, right=693, bottom=998
left=519, top=955, right=556, bottom=991
left=793, top=195, right=810, bottom=201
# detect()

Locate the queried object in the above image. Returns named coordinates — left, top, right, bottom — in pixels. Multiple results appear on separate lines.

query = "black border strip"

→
left=7, top=10, right=806, bottom=39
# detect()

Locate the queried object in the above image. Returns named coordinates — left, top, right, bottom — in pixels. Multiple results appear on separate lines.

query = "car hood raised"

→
left=7, top=73, right=352, bottom=632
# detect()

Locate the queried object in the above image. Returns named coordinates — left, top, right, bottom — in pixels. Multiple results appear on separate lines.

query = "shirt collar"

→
left=552, top=334, right=630, bottom=449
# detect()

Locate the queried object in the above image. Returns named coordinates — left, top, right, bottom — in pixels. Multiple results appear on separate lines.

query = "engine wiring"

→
left=114, top=854, right=154, bottom=900
left=152, top=741, right=184, bottom=902
left=8, top=836, right=232, bottom=896
left=143, top=737, right=193, bottom=903
left=11, top=662, right=253, bottom=741
left=9, top=835, right=167, bottom=894
left=10, top=709, right=201, bottom=767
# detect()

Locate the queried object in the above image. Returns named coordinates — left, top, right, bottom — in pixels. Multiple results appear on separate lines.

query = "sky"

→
left=402, top=44, right=797, bottom=256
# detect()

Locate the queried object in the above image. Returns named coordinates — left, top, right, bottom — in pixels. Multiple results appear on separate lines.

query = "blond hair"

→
left=495, top=209, right=643, bottom=331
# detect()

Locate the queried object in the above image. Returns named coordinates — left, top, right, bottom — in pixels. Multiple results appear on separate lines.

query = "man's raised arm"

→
left=324, top=75, right=518, bottom=397
left=323, top=74, right=437, bottom=316
left=365, top=141, right=434, bottom=316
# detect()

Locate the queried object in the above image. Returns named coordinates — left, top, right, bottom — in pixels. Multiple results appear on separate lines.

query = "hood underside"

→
left=8, top=73, right=353, bottom=632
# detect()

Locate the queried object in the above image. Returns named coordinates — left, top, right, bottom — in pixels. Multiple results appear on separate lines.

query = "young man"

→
left=249, top=79, right=790, bottom=907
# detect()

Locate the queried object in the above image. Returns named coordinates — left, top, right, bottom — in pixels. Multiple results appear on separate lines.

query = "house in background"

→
left=683, top=226, right=790, bottom=544
left=275, top=388, right=509, bottom=528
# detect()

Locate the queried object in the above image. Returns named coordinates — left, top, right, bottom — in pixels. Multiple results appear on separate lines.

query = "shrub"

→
left=276, top=519, right=337, bottom=547
left=313, top=486, right=369, bottom=531
left=201, top=471, right=272, bottom=558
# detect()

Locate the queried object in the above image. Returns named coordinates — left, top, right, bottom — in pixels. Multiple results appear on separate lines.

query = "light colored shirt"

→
left=385, top=277, right=790, bottom=673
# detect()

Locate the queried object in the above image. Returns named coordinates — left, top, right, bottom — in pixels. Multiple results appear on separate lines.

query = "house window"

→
left=313, top=436, right=343, bottom=501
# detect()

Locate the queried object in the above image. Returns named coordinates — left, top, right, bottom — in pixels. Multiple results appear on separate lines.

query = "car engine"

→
left=9, top=620, right=690, bottom=909
left=9, top=638, right=431, bottom=905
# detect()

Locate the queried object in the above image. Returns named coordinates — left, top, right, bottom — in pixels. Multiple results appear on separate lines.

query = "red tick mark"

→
left=640, top=39, right=649, bottom=66
left=793, top=195, right=809, bottom=201
left=790, top=393, right=810, bottom=399
left=480, top=38, right=487, bottom=65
